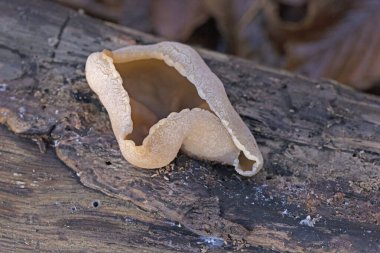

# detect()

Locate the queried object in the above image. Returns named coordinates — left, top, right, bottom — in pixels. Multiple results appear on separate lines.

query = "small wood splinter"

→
left=86, top=41, right=263, bottom=176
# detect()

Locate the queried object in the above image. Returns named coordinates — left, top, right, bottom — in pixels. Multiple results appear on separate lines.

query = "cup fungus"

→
left=85, top=41, right=263, bottom=176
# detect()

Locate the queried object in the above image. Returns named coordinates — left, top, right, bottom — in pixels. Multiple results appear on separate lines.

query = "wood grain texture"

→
left=0, top=126, right=212, bottom=253
left=0, top=0, right=379, bottom=252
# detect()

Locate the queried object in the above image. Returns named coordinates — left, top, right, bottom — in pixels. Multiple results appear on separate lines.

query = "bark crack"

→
left=50, top=15, right=70, bottom=59
left=55, top=15, right=70, bottom=50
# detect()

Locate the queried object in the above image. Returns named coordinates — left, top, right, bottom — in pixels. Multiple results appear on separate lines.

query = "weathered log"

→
left=0, top=125, right=208, bottom=252
left=0, top=0, right=379, bottom=252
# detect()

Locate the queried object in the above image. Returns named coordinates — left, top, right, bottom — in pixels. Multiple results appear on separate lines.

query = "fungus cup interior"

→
left=114, top=59, right=211, bottom=145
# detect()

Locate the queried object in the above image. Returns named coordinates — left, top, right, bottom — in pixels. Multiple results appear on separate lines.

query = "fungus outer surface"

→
left=85, top=41, right=263, bottom=176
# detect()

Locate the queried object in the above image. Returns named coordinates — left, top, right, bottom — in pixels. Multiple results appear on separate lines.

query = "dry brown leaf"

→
left=56, top=0, right=380, bottom=90
left=150, top=0, right=258, bottom=53
left=150, top=0, right=380, bottom=90
left=265, top=0, right=380, bottom=89
left=150, top=0, right=209, bottom=41
left=204, top=0, right=261, bottom=54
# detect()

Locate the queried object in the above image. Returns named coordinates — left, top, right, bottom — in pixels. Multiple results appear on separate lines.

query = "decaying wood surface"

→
left=0, top=125, right=211, bottom=252
left=0, top=0, right=379, bottom=252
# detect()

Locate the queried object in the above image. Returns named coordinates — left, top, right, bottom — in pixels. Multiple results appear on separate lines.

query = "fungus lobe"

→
left=85, top=41, right=263, bottom=176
